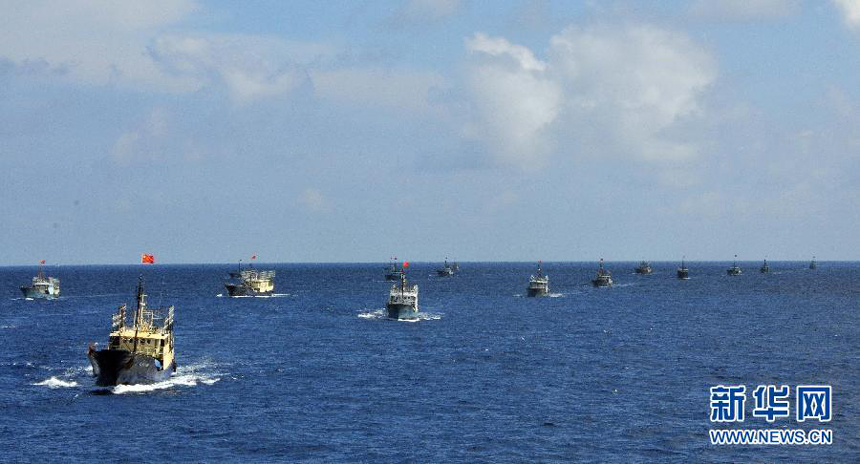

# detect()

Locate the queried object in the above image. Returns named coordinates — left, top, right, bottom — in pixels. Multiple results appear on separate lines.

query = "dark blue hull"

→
left=19, top=286, right=58, bottom=300
left=387, top=303, right=418, bottom=320
left=225, top=283, right=272, bottom=297
left=527, top=286, right=548, bottom=297
left=88, top=348, right=176, bottom=387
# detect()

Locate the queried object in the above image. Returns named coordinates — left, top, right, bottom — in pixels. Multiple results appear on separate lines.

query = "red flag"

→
left=40, top=260, right=46, bottom=265
left=251, top=255, right=257, bottom=260
left=141, top=254, right=154, bottom=264
left=403, top=261, right=408, bottom=268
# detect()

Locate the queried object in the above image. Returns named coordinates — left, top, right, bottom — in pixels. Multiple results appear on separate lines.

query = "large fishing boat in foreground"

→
left=20, top=261, right=60, bottom=299
left=387, top=264, right=418, bottom=320
left=88, top=278, right=175, bottom=387
left=527, top=261, right=549, bottom=297
left=225, top=264, right=275, bottom=297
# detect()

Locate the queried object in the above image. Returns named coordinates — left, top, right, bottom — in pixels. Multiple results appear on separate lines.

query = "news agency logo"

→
left=796, top=385, right=831, bottom=422
left=709, top=384, right=833, bottom=445
left=752, top=385, right=790, bottom=422
left=710, top=385, right=746, bottom=422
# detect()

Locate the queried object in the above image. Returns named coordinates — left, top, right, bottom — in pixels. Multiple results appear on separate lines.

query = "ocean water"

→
left=1, top=262, right=858, bottom=462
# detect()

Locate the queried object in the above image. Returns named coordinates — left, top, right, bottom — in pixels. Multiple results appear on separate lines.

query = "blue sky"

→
left=1, top=0, right=859, bottom=264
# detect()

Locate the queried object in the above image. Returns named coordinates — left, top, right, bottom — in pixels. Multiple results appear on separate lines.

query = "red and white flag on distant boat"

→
left=251, top=255, right=257, bottom=260
left=141, top=254, right=155, bottom=264
left=40, top=260, right=46, bottom=265
left=403, top=261, right=408, bottom=268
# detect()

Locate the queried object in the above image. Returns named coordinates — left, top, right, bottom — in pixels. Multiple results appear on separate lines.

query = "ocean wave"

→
left=358, top=308, right=442, bottom=322
left=109, top=361, right=222, bottom=395
left=220, top=293, right=290, bottom=298
left=33, top=377, right=78, bottom=389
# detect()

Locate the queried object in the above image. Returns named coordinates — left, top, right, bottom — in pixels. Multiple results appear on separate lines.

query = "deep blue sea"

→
left=1, top=262, right=858, bottom=462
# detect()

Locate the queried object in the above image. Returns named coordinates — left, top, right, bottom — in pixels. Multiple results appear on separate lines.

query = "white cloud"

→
left=150, top=34, right=320, bottom=104
left=834, top=0, right=860, bottom=29
left=464, top=25, right=716, bottom=170
left=0, top=0, right=199, bottom=91
left=689, top=0, right=800, bottom=20
left=465, top=33, right=562, bottom=170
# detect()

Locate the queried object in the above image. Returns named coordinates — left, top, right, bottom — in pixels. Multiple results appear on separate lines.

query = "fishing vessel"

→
left=677, top=257, right=690, bottom=280
left=527, top=261, right=549, bottom=297
left=88, top=278, right=176, bottom=386
left=436, top=258, right=454, bottom=277
left=760, top=259, right=770, bottom=273
left=727, top=255, right=742, bottom=276
left=592, top=259, right=613, bottom=287
left=19, top=261, right=60, bottom=299
left=809, top=257, right=817, bottom=269
left=387, top=265, right=418, bottom=320
left=224, top=265, right=275, bottom=297
left=634, top=260, right=653, bottom=275
left=384, top=258, right=404, bottom=281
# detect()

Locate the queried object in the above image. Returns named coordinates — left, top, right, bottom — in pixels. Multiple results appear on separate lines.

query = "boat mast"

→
left=132, top=276, right=144, bottom=354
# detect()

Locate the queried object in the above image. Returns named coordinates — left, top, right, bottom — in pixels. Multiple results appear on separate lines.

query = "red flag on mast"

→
left=40, top=260, right=46, bottom=265
left=403, top=261, right=409, bottom=268
left=141, top=254, right=155, bottom=264
left=251, top=255, right=257, bottom=260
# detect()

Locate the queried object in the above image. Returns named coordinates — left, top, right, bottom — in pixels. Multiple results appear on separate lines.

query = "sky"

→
left=1, top=0, right=859, bottom=265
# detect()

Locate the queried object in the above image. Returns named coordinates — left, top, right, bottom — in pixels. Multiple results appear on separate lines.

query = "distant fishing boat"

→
left=387, top=263, right=418, bottom=320
left=809, top=256, right=817, bottom=269
left=224, top=259, right=275, bottom=297
left=436, top=258, right=454, bottom=277
left=592, top=259, right=613, bottom=287
left=727, top=255, right=742, bottom=276
left=20, top=260, right=60, bottom=299
left=384, top=258, right=404, bottom=281
left=634, top=260, right=652, bottom=275
left=677, top=257, right=690, bottom=280
left=760, top=259, right=769, bottom=273
left=526, top=261, right=549, bottom=297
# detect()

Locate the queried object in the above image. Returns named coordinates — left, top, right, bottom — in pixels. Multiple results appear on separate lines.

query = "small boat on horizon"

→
left=384, top=258, right=404, bottom=281
left=677, top=257, right=690, bottom=280
left=224, top=261, right=275, bottom=297
left=20, top=260, right=60, bottom=300
left=592, top=259, right=613, bottom=287
left=727, top=255, right=742, bottom=276
left=436, top=258, right=454, bottom=277
left=760, top=259, right=770, bottom=273
left=527, top=261, right=549, bottom=297
left=809, top=256, right=817, bottom=269
left=634, top=260, right=653, bottom=275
